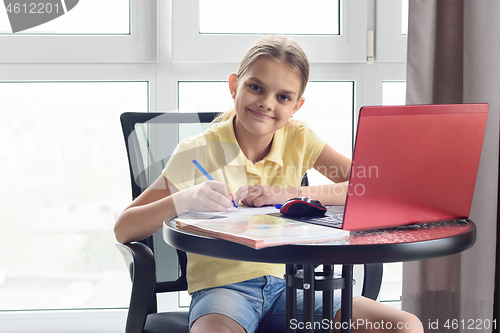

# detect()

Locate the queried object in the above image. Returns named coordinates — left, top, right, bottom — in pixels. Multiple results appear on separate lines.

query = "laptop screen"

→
left=342, top=103, right=489, bottom=231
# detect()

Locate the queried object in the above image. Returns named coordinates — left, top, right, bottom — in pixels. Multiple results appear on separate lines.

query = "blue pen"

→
left=192, top=159, right=238, bottom=209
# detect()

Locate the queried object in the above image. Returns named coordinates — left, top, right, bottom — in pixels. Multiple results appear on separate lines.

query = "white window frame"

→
left=0, top=0, right=409, bottom=331
left=0, top=3, right=159, bottom=332
left=0, top=0, right=158, bottom=63
left=375, top=0, right=407, bottom=62
left=172, top=0, right=368, bottom=63
left=0, top=65, right=156, bottom=333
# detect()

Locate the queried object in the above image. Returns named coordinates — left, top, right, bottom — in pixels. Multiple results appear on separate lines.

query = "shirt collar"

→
left=216, top=114, right=284, bottom=167
left=263, top=127, right=284, bottom=166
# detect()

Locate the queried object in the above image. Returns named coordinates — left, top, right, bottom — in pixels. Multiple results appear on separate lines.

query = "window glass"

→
left=174, top=0, right=366, bottom=62
left=0, top=0, right=129, bottom=34
left=378, top=80, right=407, bottom=303
left=0, top=81, right=146, bottom=310
left=383, top=81, right=406, bottom=105
left=199, top=0, right=340, bottom=35
left=178, top=81, right=354, bottom=186
left=379, top=262, right=403, bottom=303
left=402, top=0, right=409, bottom=35
left=294, top=81, right=353, bottom=185
left=178, top=81, right=233, bottom=114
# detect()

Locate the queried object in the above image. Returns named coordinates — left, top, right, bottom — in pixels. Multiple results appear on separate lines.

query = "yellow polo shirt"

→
left=163, top=115, right=326, bottom=293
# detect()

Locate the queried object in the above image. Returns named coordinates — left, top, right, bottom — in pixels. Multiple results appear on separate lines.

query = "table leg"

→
left=303, top=264, right=315, bottom=333
left=286, top=264, right=297, bottom=333
left=322, top=265, right=334, bottom=333
left=341, top=264, right=353, bottom=333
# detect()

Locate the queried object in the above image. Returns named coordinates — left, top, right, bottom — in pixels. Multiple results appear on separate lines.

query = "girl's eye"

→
left=249, top=84, right=261, bottom=92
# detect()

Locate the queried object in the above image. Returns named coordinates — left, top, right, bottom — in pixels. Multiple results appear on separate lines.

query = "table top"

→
left=163, top=217, right=476, bottom=265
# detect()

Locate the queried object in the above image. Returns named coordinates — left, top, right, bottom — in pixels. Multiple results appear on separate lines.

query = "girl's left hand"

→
left=235, top=184, right=299, bottom=207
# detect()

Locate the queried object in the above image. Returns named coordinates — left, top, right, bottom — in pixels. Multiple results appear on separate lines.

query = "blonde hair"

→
left=215, top=35, right=309, bottom=122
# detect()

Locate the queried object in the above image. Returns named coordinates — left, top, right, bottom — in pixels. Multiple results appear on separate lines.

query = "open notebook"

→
left=175, top=206, right=349, bottom=249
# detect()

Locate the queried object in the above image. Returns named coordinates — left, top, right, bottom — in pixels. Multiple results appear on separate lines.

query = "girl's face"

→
left=229, top=57, right=305, bottom=140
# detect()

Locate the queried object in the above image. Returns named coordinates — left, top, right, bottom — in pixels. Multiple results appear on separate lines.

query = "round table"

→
left=163, top=218, right=476, bottom=333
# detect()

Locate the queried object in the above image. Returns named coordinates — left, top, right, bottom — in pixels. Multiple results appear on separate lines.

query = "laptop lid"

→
left=342, top=103, right=489, bottom=231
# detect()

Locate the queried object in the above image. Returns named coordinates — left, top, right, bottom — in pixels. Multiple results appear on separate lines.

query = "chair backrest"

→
left=120, top=112, right=218, bottom=295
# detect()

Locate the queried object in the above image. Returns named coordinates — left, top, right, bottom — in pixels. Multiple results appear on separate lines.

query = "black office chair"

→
left=117, top=112, right=383, bottom=333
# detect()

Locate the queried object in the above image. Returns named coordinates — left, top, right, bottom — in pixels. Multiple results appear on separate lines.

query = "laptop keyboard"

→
left=288, top=213, right=344, bottom=229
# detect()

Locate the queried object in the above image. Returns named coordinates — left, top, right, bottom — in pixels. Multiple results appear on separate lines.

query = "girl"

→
left=114, top=36, right=423, bottom=333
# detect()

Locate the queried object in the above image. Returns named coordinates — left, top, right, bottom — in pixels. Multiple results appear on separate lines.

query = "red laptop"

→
left=321, top=103, right=489, bottom=231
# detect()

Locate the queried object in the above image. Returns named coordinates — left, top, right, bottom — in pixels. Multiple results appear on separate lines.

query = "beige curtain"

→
left=403, top=1, right=500, bottom=332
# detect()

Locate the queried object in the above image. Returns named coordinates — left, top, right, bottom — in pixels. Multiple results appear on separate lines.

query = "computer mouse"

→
left=279, top=197, right=327, bottom=217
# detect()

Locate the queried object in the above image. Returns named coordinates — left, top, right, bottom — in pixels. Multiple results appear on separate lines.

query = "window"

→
left=199, top=0, right=340, bottom=35
left=376, top=0, right=408, bottom=62
left=178, top=81, right=233, bottom=113
left=0, top=0, right=129, bottom=34
left=0, top=2, right=156, bottom=333
left=378, top=262, right=403, bottom=303
left=377, top=80, right=407, bottom=304
left=0, top=0, right=156, bottom=62
left=1, top=0, right=409, bottom=331
left=173, top=0, right=408, bottom=304
left=172, top=0, right=368, bottom=63
left=294, top=81, right=354, bottom=185
left=383, top=81, right=407, bottom=105
left=402, top=0, right=409, bottom=35
left=0, top=82, right=147, bottom=311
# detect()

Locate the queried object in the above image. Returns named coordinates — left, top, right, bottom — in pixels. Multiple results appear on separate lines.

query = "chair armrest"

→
left=116, top=242, right=156, bottom=333
left=361, top=263, right=384, bottom=301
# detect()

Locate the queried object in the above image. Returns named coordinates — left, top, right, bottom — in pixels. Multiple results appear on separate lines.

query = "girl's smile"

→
left=248, top=108, right=275, bottom=120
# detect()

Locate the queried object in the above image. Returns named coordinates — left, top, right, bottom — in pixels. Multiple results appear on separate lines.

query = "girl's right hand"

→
left=171, top=180, right=235, bottom=213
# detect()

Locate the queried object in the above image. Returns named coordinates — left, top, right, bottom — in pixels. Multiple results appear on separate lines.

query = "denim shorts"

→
left=188, top=275, right=342, bottom=333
